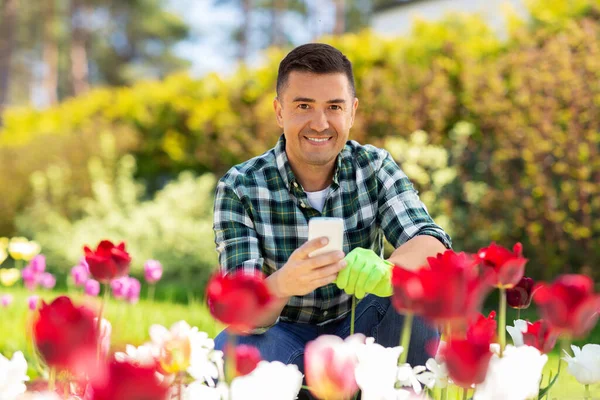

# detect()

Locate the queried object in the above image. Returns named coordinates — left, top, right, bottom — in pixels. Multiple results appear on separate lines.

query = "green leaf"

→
left=538, top=369, right=560, bottom=399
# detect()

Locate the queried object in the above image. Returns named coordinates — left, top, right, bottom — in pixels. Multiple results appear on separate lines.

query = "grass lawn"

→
left=1, top=287, right=599, bottom=399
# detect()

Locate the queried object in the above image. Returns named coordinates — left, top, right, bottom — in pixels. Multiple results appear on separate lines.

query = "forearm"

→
left=250, top=272, right=290, bottom=328
left=387, top=235, right=447, bottom=271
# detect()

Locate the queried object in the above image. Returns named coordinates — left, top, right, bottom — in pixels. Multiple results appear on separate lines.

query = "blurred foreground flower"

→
left=91, top=358, right=169, bottom=400
left=232, top=345, right=261, bottom=377
left=506, top=319, right=557, bottom=354
left=206, top=270, right=273, bottom=333
left=0, top=268, right=20, bottom=287
left=474, top=345, right=547, bottom=400
left=477, top=242, right=527, bottom=288
left=392, top=250, right=493, bottom=324
left=534, top=274, right=600, bottom=338
left=8, top=237, right=41, bottom=261
left=229, top=360, right=303, bottom=400
left=562, top=344, right=600, bottom=385
left=84, top=240, right=131, bottom=283
left=305, top=334, right=365, bottom=400
left=354, top=337, right=404, bottom=399
left=0, top=351, right=29, bottom=399
left=33, top=296, right=98, bottom=373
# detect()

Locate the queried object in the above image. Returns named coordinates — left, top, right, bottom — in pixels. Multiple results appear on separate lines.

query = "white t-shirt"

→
left=305, top=186, right=331, bottom=213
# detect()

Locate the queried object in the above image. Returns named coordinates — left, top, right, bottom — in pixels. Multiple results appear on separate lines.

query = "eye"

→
left=298, top=104, right=310, bottom=109
left=329, top=105, right=342, bottom=110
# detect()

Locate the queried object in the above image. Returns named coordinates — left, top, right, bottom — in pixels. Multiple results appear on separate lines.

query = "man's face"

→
left=274, top=71, right=358, bottom=170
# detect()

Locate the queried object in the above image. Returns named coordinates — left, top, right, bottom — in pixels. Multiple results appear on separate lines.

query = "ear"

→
left=273, top=97, right=284, bottom=128
left=349, top=97, right=359, bottom=127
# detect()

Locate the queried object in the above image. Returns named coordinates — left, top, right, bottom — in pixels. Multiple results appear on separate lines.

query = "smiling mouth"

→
left=305, top=137, right=331, bottom=143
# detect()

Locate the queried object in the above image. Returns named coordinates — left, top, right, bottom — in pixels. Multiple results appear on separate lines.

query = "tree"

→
left=0, top=0, right=18, bottom=120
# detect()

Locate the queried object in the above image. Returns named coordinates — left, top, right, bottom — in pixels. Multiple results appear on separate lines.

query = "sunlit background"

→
left=0, top=1, right=599, bottom=395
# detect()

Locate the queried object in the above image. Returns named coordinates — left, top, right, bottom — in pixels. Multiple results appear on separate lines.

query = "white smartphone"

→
left=307, top=217, right=344, bottom=258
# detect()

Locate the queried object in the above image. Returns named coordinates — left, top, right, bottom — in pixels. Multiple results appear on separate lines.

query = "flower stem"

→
left=96, top=283, right=110, bottom=362
left=48, top=367, right=56, bottom=392
left=225, top=334, right=237, bottom=384
left=516, top=308, right=520, bottom=320
left=462, top=388, right=468, bottom=400
left=178, top=371, right=184, bottom=400
left=148, top=284, right=155, bottom=303
left=350, top=295, right=356, bottom=335
left=498, top=288, right=507, bottom=357
left=441, top=387, right=448, bottom=400
left=398, top=313, right=414, bottom=365
left=585, top=384, right=590, bottom=400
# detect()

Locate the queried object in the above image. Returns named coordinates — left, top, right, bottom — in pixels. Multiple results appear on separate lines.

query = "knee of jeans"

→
left=287, top=351, right=305, bottom=373
left=213, top=330, right=228, bottom=351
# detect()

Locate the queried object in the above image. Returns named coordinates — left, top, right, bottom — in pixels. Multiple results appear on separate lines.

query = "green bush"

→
left=15, top=134, right=218, bottom=299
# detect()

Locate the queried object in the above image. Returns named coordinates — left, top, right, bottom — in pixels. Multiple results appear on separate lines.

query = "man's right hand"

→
left=268, top=237, right=347, bottom=298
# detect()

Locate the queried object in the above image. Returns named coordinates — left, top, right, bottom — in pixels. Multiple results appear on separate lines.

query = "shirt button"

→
left=323, top=311, right=328, bottom=316
left=293, top=182, right=299, bottom=188
left=300, top=201, right=306, bottom=208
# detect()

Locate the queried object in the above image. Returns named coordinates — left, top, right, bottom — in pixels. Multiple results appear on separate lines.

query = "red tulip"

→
left=33, top=296, right=98, bottom=371
left=92, top=358, right=169, bottom=400
left=467, top=311, right=497, bottom=344
left=533, top=274, right=600, bottom=338
left=206, top=270, right=273, bottom=333
left=84, top=240, right=131, bottom=283
left=521, top=320, right=558, bottom=354
left=477, top=242, right=527, bottom=288
left=234, top=345, right=262, bottom=377
left=391, top=250, right=494, bottom=324
left=506, top=276, right=535, bottom=309
left=444, top=321, right=494, bottom=388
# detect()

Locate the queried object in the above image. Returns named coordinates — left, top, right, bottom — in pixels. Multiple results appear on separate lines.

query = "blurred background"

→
left=0, top=0, right=599, bottom=302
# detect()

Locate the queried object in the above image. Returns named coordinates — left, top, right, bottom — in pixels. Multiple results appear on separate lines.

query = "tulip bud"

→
left=84, top=279, right=100, bottom=297
left=1, top=294, right=13, bottom=307
left=27, top=295, right=40, bottom=311
left=71, top=264, right=89, bottom=287
left=39, top=272, right=56, bottom=289
left=506, top=277, right=535, bottom=309
left=144, top=260, right=163, bottom=284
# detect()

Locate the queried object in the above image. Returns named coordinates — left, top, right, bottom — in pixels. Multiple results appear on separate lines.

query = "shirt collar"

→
left=274, top=134, right=345, bottom=191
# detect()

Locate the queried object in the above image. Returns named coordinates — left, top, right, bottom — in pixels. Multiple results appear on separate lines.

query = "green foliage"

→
left=1, top=0, right=599, bottom=281
left=15, top=133, right=219, bottom=294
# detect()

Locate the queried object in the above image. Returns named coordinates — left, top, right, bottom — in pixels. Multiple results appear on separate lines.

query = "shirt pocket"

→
left=344, top=224, right=377, bottom=253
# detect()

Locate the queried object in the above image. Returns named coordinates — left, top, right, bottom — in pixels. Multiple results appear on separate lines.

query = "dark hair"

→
left=276, top=43, right=356, bottom=98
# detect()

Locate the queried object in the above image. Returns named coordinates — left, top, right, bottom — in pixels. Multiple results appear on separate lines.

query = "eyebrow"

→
left=292, top=97, right=346, bottom=104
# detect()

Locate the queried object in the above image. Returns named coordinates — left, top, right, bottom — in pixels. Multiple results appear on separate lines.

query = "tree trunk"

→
left=333, top=0, right=345, bottom=35
left=0, top=0, right=18, bottom=120
left=271, top=0, right=286, bottom=47
left=239, top=0, right=252, bottom=63
left=42, top=0, right=59, bottom=106
left=70, top=0, right=90, bottom=96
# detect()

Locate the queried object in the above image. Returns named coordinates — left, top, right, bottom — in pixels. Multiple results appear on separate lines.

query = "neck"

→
left=289, top=160, right=335, bottom=192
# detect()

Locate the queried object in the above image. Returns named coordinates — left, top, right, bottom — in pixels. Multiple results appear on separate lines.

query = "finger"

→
left=354, top=268, right=373, bottom=299
left=314, top=273, right=339, bottom=289
left=345, top=259, right=367, bottom=295
left=336, top=263, right=351, bottom=290
left=313, top=260, right=347, bottom=281
left=305, top=250, right=345, bottom=271
left=363, top=268, right=385, bottom=295
left=292, top=237, right=330, bottom=260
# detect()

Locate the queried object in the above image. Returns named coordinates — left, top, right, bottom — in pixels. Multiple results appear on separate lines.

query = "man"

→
left=213, top=43, right=451, bottom=382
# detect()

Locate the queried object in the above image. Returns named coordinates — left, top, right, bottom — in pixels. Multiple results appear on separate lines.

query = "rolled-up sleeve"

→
left=376, top=153, right=452, bottom=250
left=213, top=181, right=265, bottom=275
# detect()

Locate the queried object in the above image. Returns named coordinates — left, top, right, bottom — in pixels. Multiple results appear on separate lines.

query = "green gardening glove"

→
left=335, top=248, right=394, bottom=299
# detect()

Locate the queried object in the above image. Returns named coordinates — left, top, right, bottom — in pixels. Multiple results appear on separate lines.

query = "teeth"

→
left=307, top=137, right=329, bottom=142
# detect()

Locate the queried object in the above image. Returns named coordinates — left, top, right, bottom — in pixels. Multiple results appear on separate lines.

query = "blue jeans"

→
left=214, top=295, right=439, bottom=398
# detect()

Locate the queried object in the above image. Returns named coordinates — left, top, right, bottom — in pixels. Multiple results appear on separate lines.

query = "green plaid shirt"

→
left=213, top=135, right=451, bottom=327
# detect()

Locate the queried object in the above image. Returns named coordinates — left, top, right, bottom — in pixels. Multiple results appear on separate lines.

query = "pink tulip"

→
left=111, top=277, right=130, bottom=299
left=29, top=254, right=46, bottom=274
left=126, top=277, right=141, bottom=304
left=21, top=266, right=37, bottom=290
left=305, top=334, right=365, bottom=400
left=85, top=279, right=100, bottom=297
left=1, top=294, right=13, bottom=307
left=28, top=295, right=40, bottom=311
left=40, top=272, right=56, bottom=289
left=71, top=264, right=89, bottom=286
left=143, top=260, right=163, bottom=284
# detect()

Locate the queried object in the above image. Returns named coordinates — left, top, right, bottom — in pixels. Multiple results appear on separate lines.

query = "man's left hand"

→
left=335, top=248, right=394, bottom=299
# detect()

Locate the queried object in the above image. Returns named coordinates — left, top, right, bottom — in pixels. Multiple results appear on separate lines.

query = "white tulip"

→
left=0, top=351, right=29, bottom=400
left=184, top=381, right=228, bottom=400
left=229, top=361, right=303, bottom=400
left=354, top=338, right=405, bottom=400
left=417, top=358, right=449, bottom=389
left=396, top=363, right=423, bottom=394
left=562, top=344, right=600, bottom=385
left=506, top=319, right=528, bottom=347
left=474, top=345, right=548, bottom=400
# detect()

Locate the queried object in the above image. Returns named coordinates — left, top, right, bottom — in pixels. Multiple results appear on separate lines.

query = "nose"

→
left=309, top=110, right=329, bottom=133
